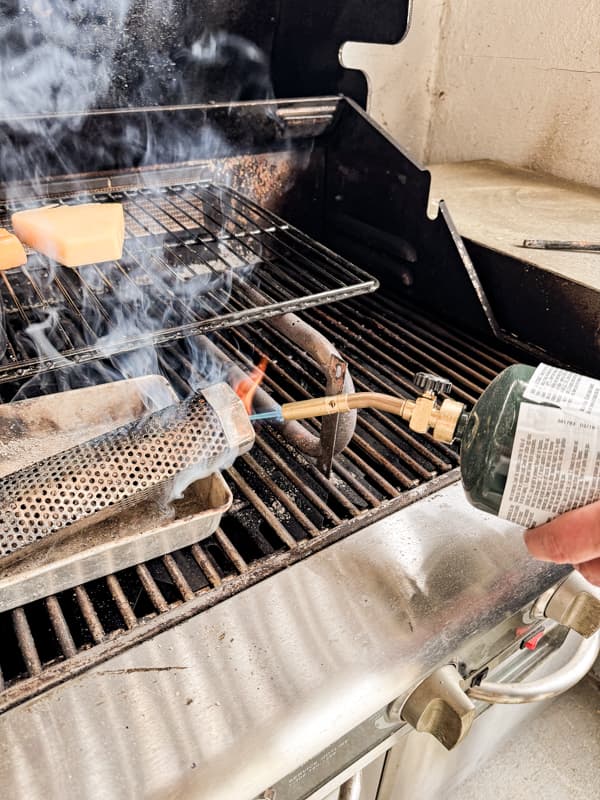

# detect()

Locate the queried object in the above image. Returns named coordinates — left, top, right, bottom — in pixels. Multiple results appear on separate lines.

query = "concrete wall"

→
left=342, top=1, right=600, bottom=187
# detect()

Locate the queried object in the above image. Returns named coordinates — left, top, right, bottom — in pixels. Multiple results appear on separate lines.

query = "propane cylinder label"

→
left=499, top=403, right=600, bottom=527
left=524, top=363, right=600, bottom=415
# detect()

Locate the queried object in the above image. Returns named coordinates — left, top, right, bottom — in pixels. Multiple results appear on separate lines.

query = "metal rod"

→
left=315, top=301, right=497, bottom=390
left=307, top=306, right=481, bottom=404
left=12, top=608, right=42, bottom=677
left=255, top=436, right=342, bottom=525
left=163, top=554, right=195, bottom=602
left=45, top=596, right=77, bottom=659
left=190, top=544, right=222, bottom=588
left=135, top=564, right=169, bottom=613
left=74, top=585, right=105, bottom=644
left=369, top=294, right=516, bottom=370
left=227, top=466, right=299, bottom=549
left=264, top=427, right=361, bottom=517
left=241, top=451, right=320, bottom=537
left=106, top=575, right=137, bottom=630
left=214, top=528, right=248, bottom=574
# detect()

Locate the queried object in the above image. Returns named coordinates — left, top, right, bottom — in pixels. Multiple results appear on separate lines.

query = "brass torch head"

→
left=406, top=395, right=465, bottom=443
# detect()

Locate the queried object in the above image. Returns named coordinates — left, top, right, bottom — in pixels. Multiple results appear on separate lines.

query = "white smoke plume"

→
left=0, top=4, right=283, bottom=505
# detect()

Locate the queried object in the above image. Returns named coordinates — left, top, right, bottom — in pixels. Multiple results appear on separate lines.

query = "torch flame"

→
left=235, top=356, right=268, bottom=415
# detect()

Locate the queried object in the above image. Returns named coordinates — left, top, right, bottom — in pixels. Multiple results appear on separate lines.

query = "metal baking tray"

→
left=0, top=377, right=232, bottom=613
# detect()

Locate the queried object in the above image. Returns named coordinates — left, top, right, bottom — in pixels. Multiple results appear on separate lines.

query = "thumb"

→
left=524, top=500, right=600, bottom=564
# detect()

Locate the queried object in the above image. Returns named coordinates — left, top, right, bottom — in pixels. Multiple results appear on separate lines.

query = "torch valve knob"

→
left=414, top=372, right=453, bottom=396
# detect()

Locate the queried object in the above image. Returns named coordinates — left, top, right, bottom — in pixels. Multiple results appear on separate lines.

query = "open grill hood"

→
left=1, top=0, right=410, bottom=115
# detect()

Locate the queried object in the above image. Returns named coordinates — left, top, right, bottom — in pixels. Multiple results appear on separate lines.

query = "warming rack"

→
left=0, top=182, right=377, bottom=385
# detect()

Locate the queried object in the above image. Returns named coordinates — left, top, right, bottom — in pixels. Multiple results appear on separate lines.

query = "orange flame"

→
left=235, top=356, right=268, bottom=414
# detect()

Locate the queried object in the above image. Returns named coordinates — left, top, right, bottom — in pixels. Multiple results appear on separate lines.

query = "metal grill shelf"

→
left=0, top=182, right=377, bottom=385
left=0, top=291, right=524, bottom=711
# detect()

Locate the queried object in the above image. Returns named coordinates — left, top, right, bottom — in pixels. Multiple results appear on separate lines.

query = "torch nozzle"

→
left=275, top=390, right=466, bottom=443
left=249, top=409, right=284, bottom=423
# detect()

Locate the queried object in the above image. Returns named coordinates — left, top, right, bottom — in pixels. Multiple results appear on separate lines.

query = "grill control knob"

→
left=533, top=572, right=600, bottom=638
left=414, top=372, right=453, bottom=396
left=388, top=665, right=475, bottom=750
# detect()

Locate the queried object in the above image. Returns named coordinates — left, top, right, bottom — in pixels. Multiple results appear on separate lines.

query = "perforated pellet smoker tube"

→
left=0, top=383, right=254, bottom=560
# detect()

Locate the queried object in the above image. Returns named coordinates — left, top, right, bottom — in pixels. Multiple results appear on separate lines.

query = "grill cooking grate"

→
left=0, top=292, right=521, bottom=710
left=0, top=182, right=377, bottom=385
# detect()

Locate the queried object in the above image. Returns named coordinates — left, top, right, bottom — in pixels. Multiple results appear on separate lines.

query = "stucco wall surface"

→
left=342, top=1, right=600, bottom=187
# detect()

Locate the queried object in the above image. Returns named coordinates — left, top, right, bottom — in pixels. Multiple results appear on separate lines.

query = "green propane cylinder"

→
left=460, top=364, right=535, bottom=515
left=457, top=363, right=600, bottom=526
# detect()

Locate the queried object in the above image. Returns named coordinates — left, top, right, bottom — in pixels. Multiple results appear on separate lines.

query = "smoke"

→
left=0, top=1, right=132, bottom=184
left=0, top=0, right=279, bottom=407
left=0, top=2, right=276, bottom=181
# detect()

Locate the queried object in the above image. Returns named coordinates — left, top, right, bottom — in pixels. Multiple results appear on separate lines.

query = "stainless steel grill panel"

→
left=0, top=292, right=523, bottom=713
left=0, top=384, right=253, bottom=558
left=0, top=182, right=377, bottom=385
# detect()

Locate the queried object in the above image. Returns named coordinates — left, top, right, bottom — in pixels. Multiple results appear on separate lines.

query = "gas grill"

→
left=1, top=3, right=599, bottom=800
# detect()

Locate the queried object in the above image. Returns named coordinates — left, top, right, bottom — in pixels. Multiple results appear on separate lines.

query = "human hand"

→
left=524, top=499, right=600, bottom=586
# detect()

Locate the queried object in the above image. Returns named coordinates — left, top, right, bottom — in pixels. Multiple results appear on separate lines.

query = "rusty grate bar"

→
left=0, top=182, right=377, bottom=385
left=0, top=292, right=529, bottom=708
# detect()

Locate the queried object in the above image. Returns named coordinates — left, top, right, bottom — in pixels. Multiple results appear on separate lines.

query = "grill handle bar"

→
left=468, top=631, right=600, bottom=704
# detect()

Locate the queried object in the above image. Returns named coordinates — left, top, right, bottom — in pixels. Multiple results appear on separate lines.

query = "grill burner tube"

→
left=0, top=383, right=254, bottom=560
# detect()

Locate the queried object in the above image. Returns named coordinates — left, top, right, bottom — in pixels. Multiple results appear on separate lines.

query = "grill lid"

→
left=1, top=1, right=409, bottom=113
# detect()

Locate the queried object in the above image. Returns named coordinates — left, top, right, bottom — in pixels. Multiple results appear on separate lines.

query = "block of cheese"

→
left=11, top=203, right=124, bottom=268
left=0, top=228, right=27, bottom=270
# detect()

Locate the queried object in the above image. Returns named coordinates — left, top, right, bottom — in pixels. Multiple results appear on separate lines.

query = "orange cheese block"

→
left=0, top=228, right=27, bottom=270
left=11, top=203, right=125, bottom=268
